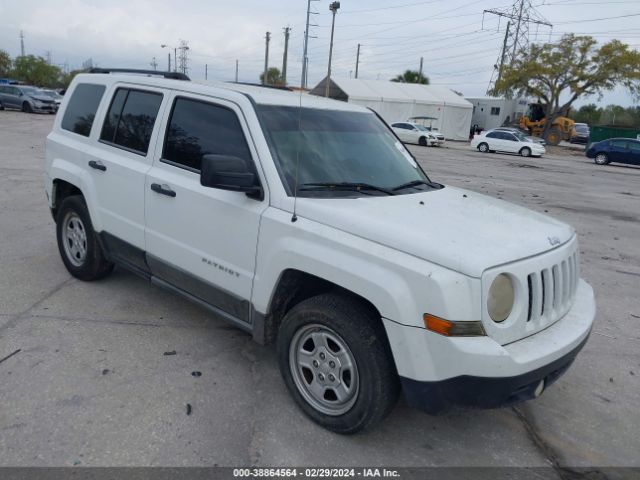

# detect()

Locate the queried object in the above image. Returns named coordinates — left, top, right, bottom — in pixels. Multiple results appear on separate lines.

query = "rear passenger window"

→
left=100, top=88, right=163, bottom=155
left=163, top=98, right=252, bottom=171
left=61, top=84, right=106, bottom=137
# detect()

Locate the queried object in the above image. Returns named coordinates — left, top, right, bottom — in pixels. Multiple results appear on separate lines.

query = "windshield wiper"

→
left=391, top=179, right=432, bottom=191
left=299, top=182, right=395, bottom=196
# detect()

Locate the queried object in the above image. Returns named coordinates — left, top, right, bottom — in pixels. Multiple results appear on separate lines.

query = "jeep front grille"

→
left=526, top=251, right=579, bottom=323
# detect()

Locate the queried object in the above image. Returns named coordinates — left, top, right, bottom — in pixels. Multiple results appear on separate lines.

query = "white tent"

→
left=310, top=78, right=473, bottom=141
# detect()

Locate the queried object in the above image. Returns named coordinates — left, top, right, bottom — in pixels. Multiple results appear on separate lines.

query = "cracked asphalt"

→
left=0, top=111, right=638, bottom=473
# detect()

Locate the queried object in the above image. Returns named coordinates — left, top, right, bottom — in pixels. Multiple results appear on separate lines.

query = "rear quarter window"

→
left=61, top=83, right=106, bottom=137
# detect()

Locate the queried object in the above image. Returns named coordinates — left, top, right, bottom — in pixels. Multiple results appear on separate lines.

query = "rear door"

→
left=627, top=140, right=640, bottom=165
left=485, top=131, right=504, bottom=151
left=609, top=140, right=629, bottom=163
left=144, top=92, right=267, bottom=324
left=87, top=84, right=167, bottom=269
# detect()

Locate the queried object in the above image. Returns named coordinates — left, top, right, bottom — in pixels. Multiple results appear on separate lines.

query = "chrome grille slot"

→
left=525, top=249, right=579, bottom=325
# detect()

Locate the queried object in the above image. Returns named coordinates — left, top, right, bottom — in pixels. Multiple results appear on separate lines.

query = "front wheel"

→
left=477, top=142, right=489, bottom=153
left=594, top=152, right=609, bottom=165
left=419, top=136, right=428, bottom=147
left=520, top=147, right=532, bottom=157
left=22, top=101, right=33, bottom=113
left=277, top=294, right=400, bottom=434
left=56, top=196, right=114, bottom=281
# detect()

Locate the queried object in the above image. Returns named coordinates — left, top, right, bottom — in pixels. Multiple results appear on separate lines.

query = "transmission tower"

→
left=20, top=31, right=25, bottom=56
left=484, top=0, right=552, bottom=95
left=177, top=40, right=190, bottom=75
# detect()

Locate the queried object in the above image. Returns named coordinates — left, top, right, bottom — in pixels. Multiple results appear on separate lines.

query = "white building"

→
left=465, top=97, right=529, bottom=131
left=310, top=77, right=473, bottom=141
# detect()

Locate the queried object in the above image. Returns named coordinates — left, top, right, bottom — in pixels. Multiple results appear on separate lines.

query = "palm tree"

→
left=391, top=70, right=429, bottom=84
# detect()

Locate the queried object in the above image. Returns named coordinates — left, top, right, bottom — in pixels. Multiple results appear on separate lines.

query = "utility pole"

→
left=484, top=0, right=552, bottom=94
left=45, top=51, right=51, bottom=64
left=301, top=0, right=319, bottom=88
left=282, top=27, right=291, bottom=86
left=20, top=31, right=25, bottom=56
left=325, top=1, right=340, bottom=97
left=263, top=31, right=271, bottom=85
left=150, top=56, right=158, bottom=71
left=235, top=60, right=239, bottom=82
left=355, top=43, right=361, bottom=79
left=205, top=64, right=208, bottom=80
left=419, top=56, right=423, bottom=80
left=167, top=53, right=171, bottom=72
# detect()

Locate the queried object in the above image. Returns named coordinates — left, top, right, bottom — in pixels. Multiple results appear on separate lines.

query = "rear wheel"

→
left=56, top=196, right=114, bottom=281
left=520, top=147, right=532, bottom=157
left=277, top=293, right=400, bottom=434
left=545, top=128, right=562, bottom=146
left=418, top=136, right=427, bottom=147
left=22, top=101, right=33, bottom=113
left=594, top=152, right=609, bottom=165
left=478, top=142, right=489, bottom=153
left=0, top=101, right=4, bottom=111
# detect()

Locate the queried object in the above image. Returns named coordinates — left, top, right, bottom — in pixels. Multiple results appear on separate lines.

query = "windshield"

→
left=575, top=125, right=589, bottom=133
left=257, top=105, right=432, bottom=197
left=415, top=125, right=429, bottom=132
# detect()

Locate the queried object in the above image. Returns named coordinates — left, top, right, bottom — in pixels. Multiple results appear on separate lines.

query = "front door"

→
left=144, top=93, right=267, bottom=323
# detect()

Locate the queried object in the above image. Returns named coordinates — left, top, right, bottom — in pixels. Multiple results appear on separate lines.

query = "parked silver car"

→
left=0, top=85, right=58, bottom=113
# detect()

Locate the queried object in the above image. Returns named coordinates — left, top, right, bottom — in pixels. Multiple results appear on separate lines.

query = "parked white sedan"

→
left=471, top=130, right=545, bottom=157
left=391, top=122, right=445, bottom=147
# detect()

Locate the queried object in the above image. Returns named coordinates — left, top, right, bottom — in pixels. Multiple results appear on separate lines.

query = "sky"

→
left=1, top=0, right=639, bottom=107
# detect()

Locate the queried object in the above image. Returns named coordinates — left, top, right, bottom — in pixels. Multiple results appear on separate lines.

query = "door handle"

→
left=150, top=183, right=176, bottom=198
left=88, top=160, right=107, bottom=171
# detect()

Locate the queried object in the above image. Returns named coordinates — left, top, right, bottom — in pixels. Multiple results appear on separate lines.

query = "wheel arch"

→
left=49, top=160, right=102, bottom=231
left=254, top=268, right=384, bottom=346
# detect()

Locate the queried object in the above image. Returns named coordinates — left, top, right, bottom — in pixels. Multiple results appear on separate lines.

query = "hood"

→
left=30, top=94, right=53, bottom=102
left=295, top=186, right=574, bottom=278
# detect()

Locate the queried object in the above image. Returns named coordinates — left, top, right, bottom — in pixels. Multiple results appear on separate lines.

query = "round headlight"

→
left=488, top=274, right=514, bottom=323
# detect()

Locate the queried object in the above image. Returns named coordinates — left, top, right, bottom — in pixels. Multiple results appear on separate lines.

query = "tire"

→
left=477, top=142, right=489, bottom=153
left=22, top=101, right=33, bottom=113
left=277, top=293, right=400, bottom=434
left=520, top=147, right=531, bottom=157
left=418, top=136, right=427, bottom=147
left=0, top=101, right=4, bottom=111
left=545, top=128, right=562, bottom=146
left=56, top=195, right=114, bottom=281
left=594, top=152, right=609, bottom=165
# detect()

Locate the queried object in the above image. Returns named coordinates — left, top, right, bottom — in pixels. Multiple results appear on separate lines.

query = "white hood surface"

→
left=296, top=186, right=574, bottom=278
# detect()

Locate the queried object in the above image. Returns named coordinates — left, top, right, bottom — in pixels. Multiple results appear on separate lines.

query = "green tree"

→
left=391, top=70, right=429, bottom=84
left=61, top=69, right=87, bottom=89
left=571, top=104, right=600, bottom=125
left=12, top=55, right=62, bottom=87
left=0, top=49, right=12, bottom=77
left=492, top=34, right=640, bottom=138
left=259, top=67, right=284, bottom=86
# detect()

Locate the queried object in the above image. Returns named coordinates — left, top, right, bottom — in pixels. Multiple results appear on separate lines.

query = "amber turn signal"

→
left=423, top=314, right=486, bottom=337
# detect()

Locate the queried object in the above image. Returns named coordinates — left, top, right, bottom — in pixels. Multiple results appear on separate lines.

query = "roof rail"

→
left=88, top=68, right=190, bottom=81
left=230, top=81, right=292, bottom=91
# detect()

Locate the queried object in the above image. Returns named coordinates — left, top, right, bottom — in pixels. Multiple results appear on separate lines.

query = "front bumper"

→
left=383, top=279, right=595, bottom=414
left=401, top=332, right=589, bottom=414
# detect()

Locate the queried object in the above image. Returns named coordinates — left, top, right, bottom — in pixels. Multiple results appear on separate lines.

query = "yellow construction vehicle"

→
left=519, top=103, right=575, bottom=146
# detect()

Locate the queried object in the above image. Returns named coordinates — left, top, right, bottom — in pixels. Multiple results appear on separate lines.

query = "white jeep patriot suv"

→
left=45, top=69, right=595, bottom=434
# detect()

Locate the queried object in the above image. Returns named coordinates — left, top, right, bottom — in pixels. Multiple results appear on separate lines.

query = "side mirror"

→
left=200, top=154, right=263, bottom=200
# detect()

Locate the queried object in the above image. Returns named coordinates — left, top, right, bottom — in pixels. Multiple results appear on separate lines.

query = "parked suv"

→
left=45, top=70, right=595, bottom=433
left=0, top=85, right=58, bottom=113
